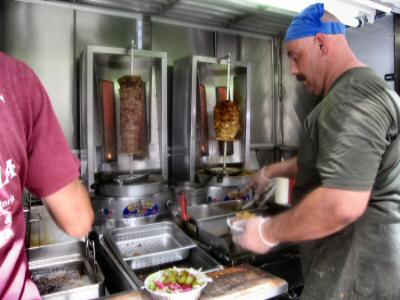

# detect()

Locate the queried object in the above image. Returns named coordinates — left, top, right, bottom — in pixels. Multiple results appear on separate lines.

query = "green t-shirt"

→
left=296, top=67, right=400, bottom=223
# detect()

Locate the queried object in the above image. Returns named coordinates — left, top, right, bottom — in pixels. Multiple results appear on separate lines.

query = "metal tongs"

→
left=240, top=183, right=275, bottom=211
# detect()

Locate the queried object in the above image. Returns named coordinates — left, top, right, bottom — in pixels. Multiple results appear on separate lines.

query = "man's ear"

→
left=315, top=33, right=328, bottom=55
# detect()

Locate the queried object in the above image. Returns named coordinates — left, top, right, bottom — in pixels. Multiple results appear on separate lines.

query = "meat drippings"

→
left=118, top=75, right=148, bottom=158
left=31, top=263, right=92, bottom=295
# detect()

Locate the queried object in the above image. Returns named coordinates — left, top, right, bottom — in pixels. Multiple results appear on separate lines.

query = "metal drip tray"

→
left=28, top=241, right=105, bottom=300
left=113, top=174, right=149, bottom=185
left=105, top=222, right=196, bottom=269
left=31, top=261, right=93, bottom=295
left=94, top=174, right=165, bottom=197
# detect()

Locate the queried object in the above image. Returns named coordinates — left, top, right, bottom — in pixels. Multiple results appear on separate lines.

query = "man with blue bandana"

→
left=234, top=3, right=400, bottom=299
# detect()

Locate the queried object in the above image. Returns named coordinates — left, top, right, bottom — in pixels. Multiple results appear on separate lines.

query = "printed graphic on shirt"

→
left=0, top=159, right=17, bottom=247
left=0, top=94, right=4, bottom=103
left=0, top=206, right=13, bottom=248
left=0, top=159, right=17, bottom=189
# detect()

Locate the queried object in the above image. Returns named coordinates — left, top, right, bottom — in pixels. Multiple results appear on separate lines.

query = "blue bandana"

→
left=285, top=3, right=345, bottom=42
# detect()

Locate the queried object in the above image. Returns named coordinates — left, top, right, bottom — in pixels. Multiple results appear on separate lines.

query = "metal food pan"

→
left=105, top=221, right=196, bottom=269
left=28, top=241, right=105, bottom=300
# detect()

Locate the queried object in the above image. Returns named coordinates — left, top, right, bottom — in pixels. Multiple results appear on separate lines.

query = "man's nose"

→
left=290, top=64, right=298, bottom=76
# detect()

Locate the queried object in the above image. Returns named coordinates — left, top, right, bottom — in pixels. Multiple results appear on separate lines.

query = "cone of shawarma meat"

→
left=118, top=75, right=148, bottom=158
left=213, top=100, right=240, bottom=141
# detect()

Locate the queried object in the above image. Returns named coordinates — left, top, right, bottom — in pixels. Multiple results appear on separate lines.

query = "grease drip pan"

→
left=94, top=174, right=165, bottom=197
left=28, top=241, right=105, bottom=300
left=105, top=221, right=196, bottom=270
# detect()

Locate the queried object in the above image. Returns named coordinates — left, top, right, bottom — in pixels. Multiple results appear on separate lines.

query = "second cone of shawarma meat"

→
left=213, top=100, right=240, bottom=141
left=118, top=75, right=147, bottom=157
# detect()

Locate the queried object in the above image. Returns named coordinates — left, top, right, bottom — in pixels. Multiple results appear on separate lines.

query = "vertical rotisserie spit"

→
left=216, top=87, right=234, bottom=155
left=213, top=100, right=240, bottom=141
left=118, top=75, right=148, bottom=159
left=213, top=54, right=240, bottom=143
left=213, top=54, right=241, bottom=175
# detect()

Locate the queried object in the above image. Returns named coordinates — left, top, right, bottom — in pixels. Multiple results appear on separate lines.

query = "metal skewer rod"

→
left=130, top=154, right=134, bottom=175
left=226, top=53, right=231, bottom=102
left=129, top=39, right=135, bottom=175
left=130, top=39, right=135, bottom=76
left=223, top=53, right=231, bottom=175
left=223, top=141, right=227, bottom=173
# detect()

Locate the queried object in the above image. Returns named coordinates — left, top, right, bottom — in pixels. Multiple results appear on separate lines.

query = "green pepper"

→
left=164, top=269, right=178, bottom=278
left=185, top=274, right=195, bottom=285
left=192, top=279, right=200, bottom=287
left=162, top=275, right=170, bottom=284
left=177, top=272, right=188, bottom=285
left=148, top=281, right=156, bottom=291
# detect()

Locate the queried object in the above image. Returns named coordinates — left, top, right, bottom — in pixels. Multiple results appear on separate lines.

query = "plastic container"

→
left=226, top=217, right=245, bottom=235
left=144, top=268, right=209, bottom=300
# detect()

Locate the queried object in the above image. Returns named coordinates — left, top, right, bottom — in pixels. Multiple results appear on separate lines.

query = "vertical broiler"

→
left=80, top=45, right=169, bottom=231
left=213, top=54, right=241, bottom=175
left=171, top=55, right=252, bottom=202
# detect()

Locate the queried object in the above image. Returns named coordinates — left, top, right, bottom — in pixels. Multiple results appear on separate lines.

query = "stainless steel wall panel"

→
left=347, top=15, right=394, bottom=89
left=240, top=37, right=274, bottom=147
left=2, top=0, right=76, bottom=146
left=75, top=11, right=137, bottom=59
left=280, top=44, right=320, bottom=148
left=216, top=33, right=240, bottom=61
left=170, top=57, right=192, bottom=181
left=152, top=23, right=214, bottom=65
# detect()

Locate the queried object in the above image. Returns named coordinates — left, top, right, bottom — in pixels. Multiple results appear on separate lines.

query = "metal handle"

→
left=85, top=236, right=98, bottom=274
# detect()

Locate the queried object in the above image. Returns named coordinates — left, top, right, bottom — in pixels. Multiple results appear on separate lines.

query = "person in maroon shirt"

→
left=0, top=51, right=94, bottom=299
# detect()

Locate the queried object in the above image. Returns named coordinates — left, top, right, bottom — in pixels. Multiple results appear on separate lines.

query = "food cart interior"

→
left=1, top=0, right=397, bottom=299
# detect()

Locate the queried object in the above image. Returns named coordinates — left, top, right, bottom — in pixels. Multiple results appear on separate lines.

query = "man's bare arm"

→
left=265, top=187, right=369, bottom=243
left=263, top=156, right=298, bottom=179
left=42, top=179, right=94, bottom=237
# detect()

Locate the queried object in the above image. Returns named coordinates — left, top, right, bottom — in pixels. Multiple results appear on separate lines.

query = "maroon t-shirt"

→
left=0, top=52, right=80, bottom=299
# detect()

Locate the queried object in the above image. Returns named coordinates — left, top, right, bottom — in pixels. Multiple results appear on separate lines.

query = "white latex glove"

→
left=247, top=167, right=272, bottom=199
left=232, top=217, right=278, bottom=254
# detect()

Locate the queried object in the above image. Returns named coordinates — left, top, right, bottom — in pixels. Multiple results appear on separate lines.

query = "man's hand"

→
left=232, top=217, right=278, bottom=254
left=247, top=167, right=272, bottom=199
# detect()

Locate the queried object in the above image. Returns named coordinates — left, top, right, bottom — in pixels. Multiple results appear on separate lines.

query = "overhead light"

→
left=244, top=0, right=390, bottom=27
